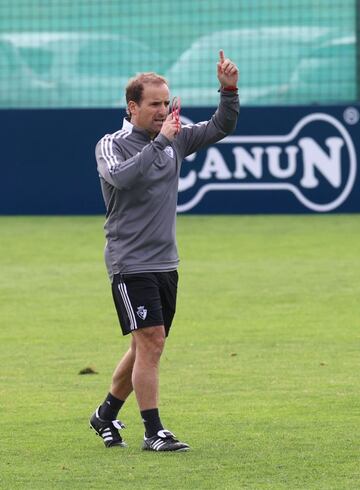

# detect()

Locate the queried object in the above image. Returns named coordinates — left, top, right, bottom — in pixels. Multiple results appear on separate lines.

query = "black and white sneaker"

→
left=89, top=407, right=127, bottom=448
left=142, top=429, right=190, bottom=452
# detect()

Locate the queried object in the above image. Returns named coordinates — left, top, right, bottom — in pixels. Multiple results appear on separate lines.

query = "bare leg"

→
left=131, top=325, right=165, bottom=410
left=110, top=336, right=136, bottom=401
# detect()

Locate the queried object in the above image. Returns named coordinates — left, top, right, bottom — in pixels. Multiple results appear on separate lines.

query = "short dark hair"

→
left=125, top=72, right=168, bottom=115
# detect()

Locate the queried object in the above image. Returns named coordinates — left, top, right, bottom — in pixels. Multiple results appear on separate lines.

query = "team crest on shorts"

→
left=136, top=306, right=148, bottom=320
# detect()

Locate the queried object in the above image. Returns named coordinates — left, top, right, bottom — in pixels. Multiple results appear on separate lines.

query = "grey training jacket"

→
left=95, top=89, right=239, bottom=281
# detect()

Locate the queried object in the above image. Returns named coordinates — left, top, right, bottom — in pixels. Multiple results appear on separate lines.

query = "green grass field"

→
left=1, top=215, right=359, bottom=489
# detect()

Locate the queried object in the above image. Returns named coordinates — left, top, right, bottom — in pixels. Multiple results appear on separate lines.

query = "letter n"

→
left=232, top=147, right=263, bottom=179
left=299, top=137, right=343, bottom=188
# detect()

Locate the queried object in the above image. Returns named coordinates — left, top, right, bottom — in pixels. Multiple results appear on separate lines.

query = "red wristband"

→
left=223, top=86, right=238, bottom=91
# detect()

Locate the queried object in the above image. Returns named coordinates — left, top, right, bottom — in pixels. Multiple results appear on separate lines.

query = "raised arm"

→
left=175, top=50, right=240, bottom=157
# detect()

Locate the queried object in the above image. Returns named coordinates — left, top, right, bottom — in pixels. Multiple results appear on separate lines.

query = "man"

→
left=90, top=50, right=239, bottom=452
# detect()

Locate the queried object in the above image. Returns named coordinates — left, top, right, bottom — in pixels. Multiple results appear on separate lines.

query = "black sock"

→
left=99, top=392, right=125, bottom=421
left=140, top=408, right=164, bottom=438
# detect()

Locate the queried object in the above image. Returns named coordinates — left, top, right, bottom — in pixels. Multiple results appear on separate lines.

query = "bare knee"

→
left=133, top=326, right=166, bottom=363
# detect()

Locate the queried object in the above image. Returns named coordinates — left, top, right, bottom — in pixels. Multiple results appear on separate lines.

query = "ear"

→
left=128, top=101, right=137, bottom=118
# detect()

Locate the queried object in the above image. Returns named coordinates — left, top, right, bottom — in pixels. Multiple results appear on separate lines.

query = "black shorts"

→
left=111, top=271, right=178, bottom=336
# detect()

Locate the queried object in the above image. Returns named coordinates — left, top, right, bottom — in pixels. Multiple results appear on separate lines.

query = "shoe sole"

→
left=142, top=445, right=190, bottom=452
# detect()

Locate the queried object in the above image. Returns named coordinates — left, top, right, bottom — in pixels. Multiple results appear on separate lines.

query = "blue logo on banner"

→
left=177, top=110, right=357, bottom=213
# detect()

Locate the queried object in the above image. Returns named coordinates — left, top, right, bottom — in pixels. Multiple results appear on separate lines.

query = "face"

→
left=129, top=83, right=170, bottom=138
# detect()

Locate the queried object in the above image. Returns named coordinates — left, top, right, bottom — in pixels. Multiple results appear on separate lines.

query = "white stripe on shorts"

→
left=118, top=282, right=138, bottom=331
